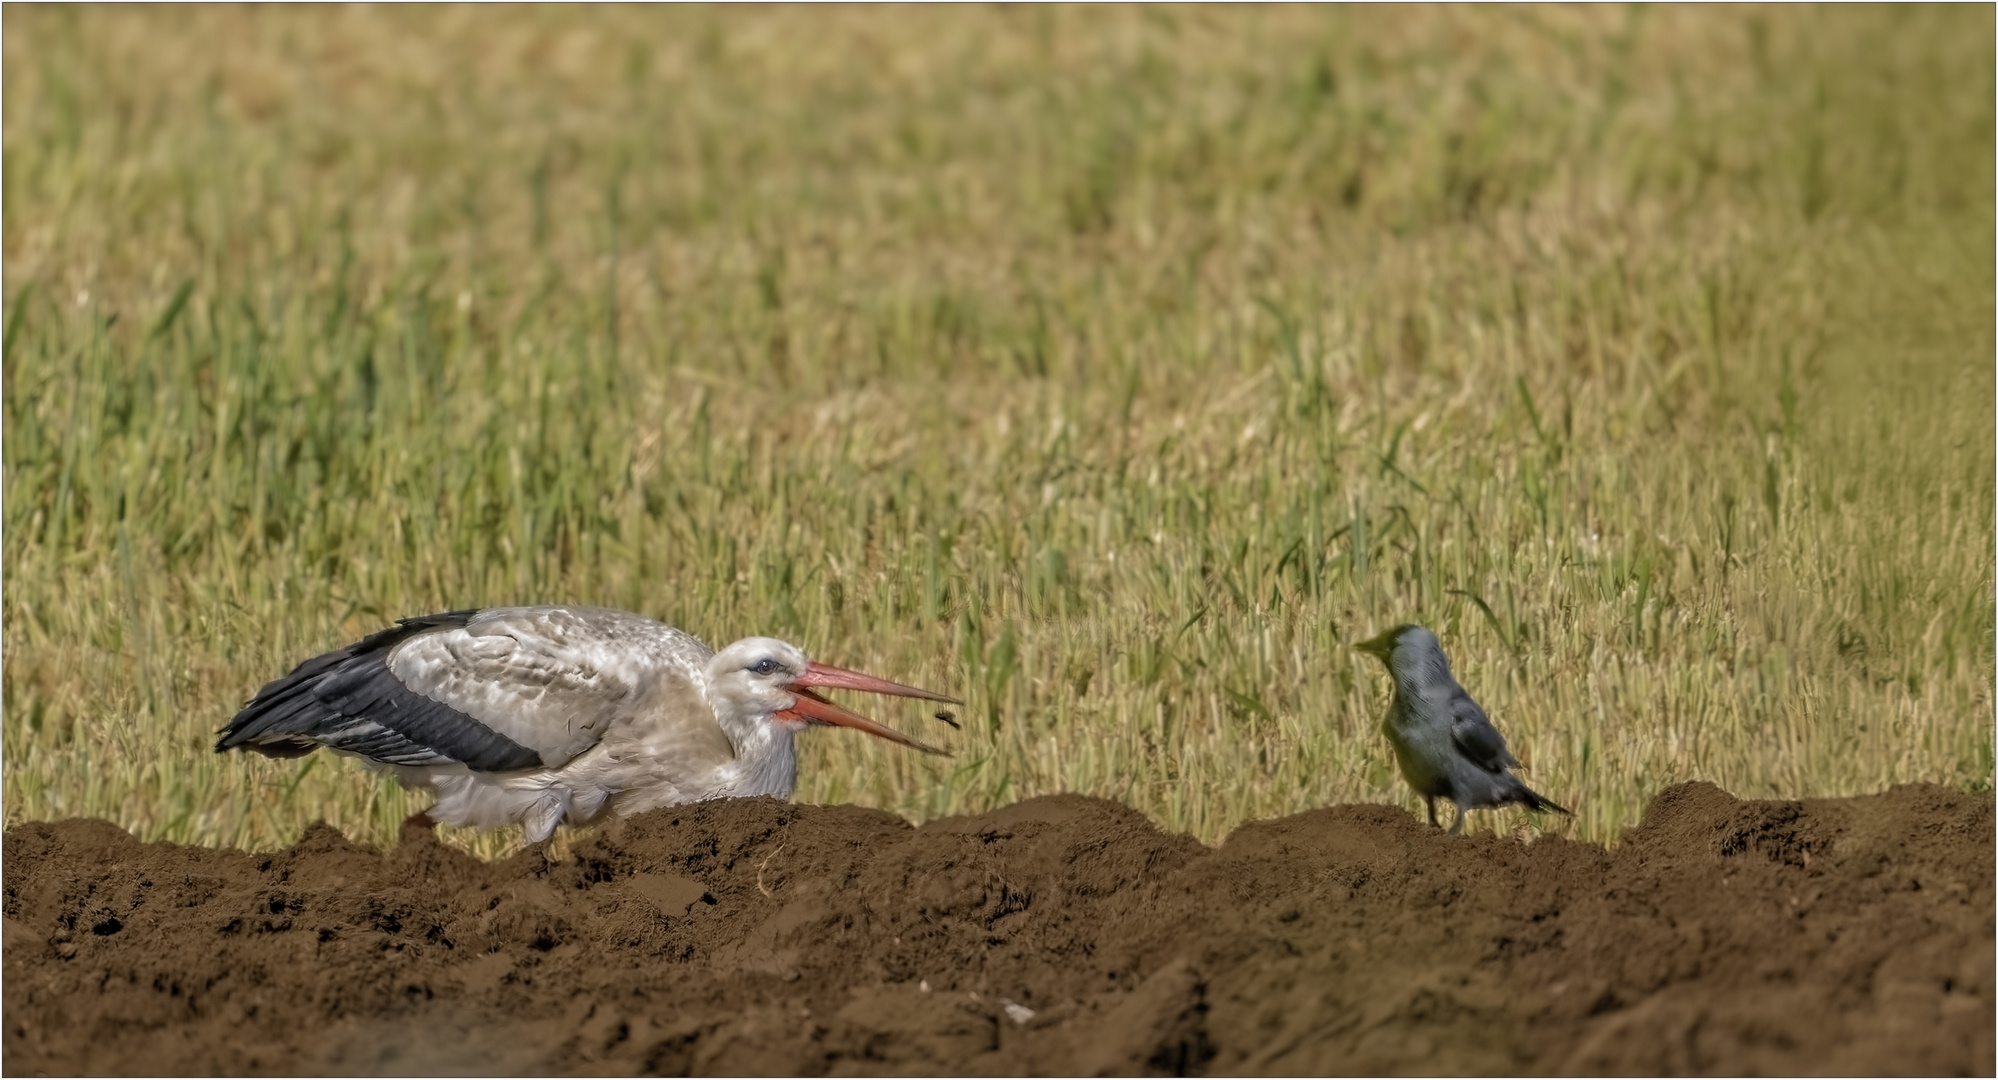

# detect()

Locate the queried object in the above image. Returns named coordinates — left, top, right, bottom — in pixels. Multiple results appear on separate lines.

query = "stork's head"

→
left=1355, top=624, right=1450, bottom=681
left=706, top=636, right=956, bottom=755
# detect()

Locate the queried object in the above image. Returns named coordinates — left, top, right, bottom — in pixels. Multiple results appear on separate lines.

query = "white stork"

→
left=216, top=606, right=958, bottom=842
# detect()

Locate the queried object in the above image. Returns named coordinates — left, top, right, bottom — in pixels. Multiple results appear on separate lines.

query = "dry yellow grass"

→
left=4, top=5, right=1991, bottom=858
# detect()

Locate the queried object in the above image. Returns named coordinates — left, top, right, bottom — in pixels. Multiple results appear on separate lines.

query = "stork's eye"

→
left=749, top=658, right=783, bottom=677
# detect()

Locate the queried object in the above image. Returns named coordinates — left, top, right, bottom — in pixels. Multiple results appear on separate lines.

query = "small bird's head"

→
left=706, top=637, right=956, bottom=755
left=1354, top=624, right=1449, bottom=679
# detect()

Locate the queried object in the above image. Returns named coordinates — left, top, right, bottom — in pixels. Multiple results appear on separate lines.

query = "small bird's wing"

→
left=1448, top=694, right=1519, bottom=773
left=218, top=607, right=703, bottom=773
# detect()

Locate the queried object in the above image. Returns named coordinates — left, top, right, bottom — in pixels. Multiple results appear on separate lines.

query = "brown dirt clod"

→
left=4, top=782, right=1991, bottom=1075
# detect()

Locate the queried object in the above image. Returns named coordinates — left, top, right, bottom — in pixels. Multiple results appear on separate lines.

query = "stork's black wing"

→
left=216, top=611, right=545, bottom=772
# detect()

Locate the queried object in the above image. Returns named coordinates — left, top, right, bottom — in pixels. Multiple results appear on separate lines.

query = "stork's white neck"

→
left=711, top=715, right=800, bottom=799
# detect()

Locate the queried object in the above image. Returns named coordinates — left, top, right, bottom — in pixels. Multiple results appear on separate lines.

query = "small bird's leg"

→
left=1425, top=796, right=1439, bottom=829
left=1448, top=804, right=1466, bottom=836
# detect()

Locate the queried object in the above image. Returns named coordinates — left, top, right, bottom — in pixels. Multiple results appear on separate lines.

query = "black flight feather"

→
left=217, top=610, right=544, bottom=773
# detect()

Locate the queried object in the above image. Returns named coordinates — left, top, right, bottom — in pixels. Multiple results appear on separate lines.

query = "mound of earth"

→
left=4, top=782, right=1990, bottom=1075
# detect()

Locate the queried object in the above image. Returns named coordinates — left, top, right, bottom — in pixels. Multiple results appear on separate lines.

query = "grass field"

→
left=4, top=5, right=1991, bottom=858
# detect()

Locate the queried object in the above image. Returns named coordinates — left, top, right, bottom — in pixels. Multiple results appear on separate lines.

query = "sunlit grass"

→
left=4, top=5, right=1991, bottom=858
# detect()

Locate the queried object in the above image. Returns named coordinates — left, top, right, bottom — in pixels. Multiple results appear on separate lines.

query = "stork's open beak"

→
left=774, top=661, right=959, bottom=756
left=792, top=661, right=961, bottom=704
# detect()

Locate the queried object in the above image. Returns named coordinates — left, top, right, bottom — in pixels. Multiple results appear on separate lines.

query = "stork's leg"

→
left=1448, top=804, right=1466, bottom=836
left=1425, top=795, right=1439, bottom=829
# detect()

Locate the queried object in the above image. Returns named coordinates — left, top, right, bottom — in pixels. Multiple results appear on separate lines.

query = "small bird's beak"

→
left=775, top=661, right=959, bottom=756
left=1354, top=629, right=1398, bottom=660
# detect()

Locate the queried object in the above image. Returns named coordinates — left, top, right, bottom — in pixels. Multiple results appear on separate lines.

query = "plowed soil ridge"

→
left=4, top=782, right=1992, bottom=1075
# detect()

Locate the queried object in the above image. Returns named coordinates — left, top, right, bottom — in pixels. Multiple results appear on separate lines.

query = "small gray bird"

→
left=1355, top=624, right=1569, bottom=834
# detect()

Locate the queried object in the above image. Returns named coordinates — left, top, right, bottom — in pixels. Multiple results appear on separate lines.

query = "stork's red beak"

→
left=793, top=661, right=961, bottom=703
left=774, top=661, right=959, bottom=756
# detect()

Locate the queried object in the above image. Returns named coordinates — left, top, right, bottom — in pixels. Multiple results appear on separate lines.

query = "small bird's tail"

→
left=1511, top=779, right=1571, bottom=817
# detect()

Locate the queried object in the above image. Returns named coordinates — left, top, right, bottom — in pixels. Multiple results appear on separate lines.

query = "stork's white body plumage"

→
left=218, top=606, right=955, bottom=842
